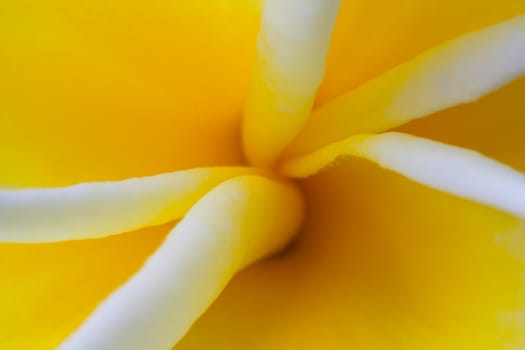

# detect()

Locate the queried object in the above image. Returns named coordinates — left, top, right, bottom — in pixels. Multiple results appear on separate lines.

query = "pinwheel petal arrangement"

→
left=1, top=1, right=524, bottom=349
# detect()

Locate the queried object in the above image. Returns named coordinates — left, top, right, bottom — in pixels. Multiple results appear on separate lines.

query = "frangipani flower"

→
left=1, top=0, right=525, bottom=349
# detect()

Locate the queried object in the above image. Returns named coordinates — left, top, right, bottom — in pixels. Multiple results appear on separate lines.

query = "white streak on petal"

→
left=243, top=0, right=341, bottom=166
left=288, top=14, right=525, bottom=155
left=58, top=176, right=303, bottom=350
left=282, top=132, right=525, bottom=218
left=0, top=167, right=256, bottom=242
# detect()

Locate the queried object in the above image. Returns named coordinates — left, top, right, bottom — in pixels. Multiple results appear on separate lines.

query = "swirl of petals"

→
left=58, top=176, right=303, bottom=350
left=286, top=13, right=525, bottom=156
left=281, top=132, right=525, bottom=218
left=2, top=1, right=525, bottom=349
left=0, top=167, right=257, bottom=242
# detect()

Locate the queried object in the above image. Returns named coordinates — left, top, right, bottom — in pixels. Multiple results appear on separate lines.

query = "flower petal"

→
left=0, top=167, right=255, bottom=243
left=0, top=0, right=260, bottom=187
left=59, top=175, right=303, bottom=350
left=288, top=13, right=525, bottom=155
left=242, top=0, right=340, bottom=167
left=282, top=132, right=525, bottom=218
left=398, top=76, right=525, bottom=173
left=176, top=158, right=525, bottom=349
left=319, top=0, right=525, bottom=104
left=0, top=225, right=169, bottom=349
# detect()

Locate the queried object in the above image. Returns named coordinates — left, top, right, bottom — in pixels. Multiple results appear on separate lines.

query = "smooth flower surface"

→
left=1, top=1, right=525, bottom=349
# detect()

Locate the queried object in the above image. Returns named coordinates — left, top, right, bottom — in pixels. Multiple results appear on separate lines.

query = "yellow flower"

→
left=1, top=0, right=524, bottom=349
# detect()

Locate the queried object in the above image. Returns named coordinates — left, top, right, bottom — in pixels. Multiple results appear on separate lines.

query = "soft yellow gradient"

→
left=176, top=159, right=525, bottom=350
left=0, top=0, right=524, bottom=349
left=0, top=0, right=260, bottom=187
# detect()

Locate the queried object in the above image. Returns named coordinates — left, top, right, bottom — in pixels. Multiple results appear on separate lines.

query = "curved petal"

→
left=0, top=0, right=260, bottom=187
left=60, top=175, right=303, bottom=350
left=0, top=167, right=256, bottom=242
left=282, top=132, right=525, bottom=218
left=288, top=13, right=525, bottom=155
left=0, top=224, right=170, bottom=350
left=176, top=158, right=525, bottom=349
left=242, top=0, right=340, bottom=167
left=319, top=0, right=525, bottom=104
left=398, top=75, right=525, bottom=173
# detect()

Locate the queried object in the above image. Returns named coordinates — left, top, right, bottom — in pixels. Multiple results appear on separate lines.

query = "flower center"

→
left=233, top=0, right=343, bottom=250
